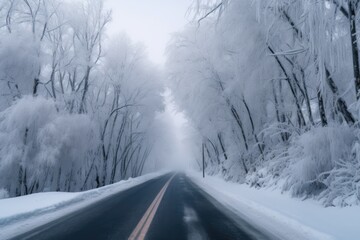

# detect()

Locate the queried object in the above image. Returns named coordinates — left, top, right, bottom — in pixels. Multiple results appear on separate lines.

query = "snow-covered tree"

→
left=0, top=0, right=165, bottom=197
left=167, top=0, right=360, bottom=206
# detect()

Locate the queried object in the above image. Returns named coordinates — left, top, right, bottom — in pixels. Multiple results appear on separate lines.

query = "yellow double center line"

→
left=128, top=175, right=175, bottom=240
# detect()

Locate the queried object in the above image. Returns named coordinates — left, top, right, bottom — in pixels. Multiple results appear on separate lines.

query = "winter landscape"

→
left=0, top=0, right=360, bottom=239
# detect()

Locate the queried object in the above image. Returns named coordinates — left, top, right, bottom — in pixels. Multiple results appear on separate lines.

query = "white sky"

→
left=105, top=0, right=193, bottom=66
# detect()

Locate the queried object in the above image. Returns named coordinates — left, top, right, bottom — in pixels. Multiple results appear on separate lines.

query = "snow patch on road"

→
left=187, top=171, right=360, bottom=240
left=183, top=205, right=208, bottom=240
left=0, top=171, right=168, bottom=240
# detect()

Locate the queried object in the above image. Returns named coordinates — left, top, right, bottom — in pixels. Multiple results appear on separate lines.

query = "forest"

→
left=0, top=0, right=164, bottom=197
left=0, top=0, right=359, bottom=208
left=167, top=0, right=360, bottom=207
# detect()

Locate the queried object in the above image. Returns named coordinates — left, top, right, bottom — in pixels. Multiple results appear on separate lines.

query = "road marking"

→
left=128, top=175, right=175, bottom=240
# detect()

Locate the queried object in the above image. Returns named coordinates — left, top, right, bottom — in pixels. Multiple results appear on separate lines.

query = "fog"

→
left=105, top=0, right=195, bottom=171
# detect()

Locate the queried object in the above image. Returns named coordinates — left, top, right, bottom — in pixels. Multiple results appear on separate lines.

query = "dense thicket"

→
left=0, top=0, right=164, bottom=197
left=167, top=0, right=360, bottom=206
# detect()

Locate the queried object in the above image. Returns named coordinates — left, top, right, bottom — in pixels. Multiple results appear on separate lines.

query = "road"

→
left=11, top=173, right=275, bottom=240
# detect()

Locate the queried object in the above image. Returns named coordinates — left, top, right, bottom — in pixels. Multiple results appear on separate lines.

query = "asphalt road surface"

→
left=10, top=173, right=275, bottom=240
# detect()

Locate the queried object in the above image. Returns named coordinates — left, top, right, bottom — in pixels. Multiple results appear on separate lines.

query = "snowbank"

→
left=0, top=171, right=167, bottom=239
left=187, top=171, right=360, bottom=240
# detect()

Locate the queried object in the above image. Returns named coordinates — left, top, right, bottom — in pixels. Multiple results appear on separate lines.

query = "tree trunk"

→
left=16, top=165, right=23, bottom=196
left=317, top=87, right=328, bottom=126
left=349, top=0, right=360, bottom=99
left=50, top=66, right=56, bottom=99
left=230, top=105, right=249, bottom=150
left=217, top=133, right=228, bottom=160
left=207, top=138, right=220, bottom=164
left=300, top=69, right=315, bottom=125
left=79, top=66, right=91, bottom=113
left=242, top=97, right=264, bottom=157
left=325, top=68, right=356, bottom=125
left=33, top=78, right=40, bottom=96
left=272, top=80, right=288, bottom=141
left=202, top=142, right=205, bottom=178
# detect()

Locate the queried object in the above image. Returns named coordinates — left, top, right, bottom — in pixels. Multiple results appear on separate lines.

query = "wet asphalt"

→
left=10, top=173, right=275, bottom=240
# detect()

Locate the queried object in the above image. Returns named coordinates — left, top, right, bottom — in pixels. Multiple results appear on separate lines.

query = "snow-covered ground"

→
left=0, top=171, right=168, bottom=240
left=188, top=171, right=360, bottom=240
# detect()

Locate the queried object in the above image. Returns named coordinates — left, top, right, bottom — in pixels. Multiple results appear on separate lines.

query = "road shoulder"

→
left=0, top=171, right=169, bottom=240
left=187, top=171, right=335, bottom=240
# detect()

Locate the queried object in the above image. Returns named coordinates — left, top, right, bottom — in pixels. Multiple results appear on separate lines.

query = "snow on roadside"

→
left=187, top=171, right=360, bottom=240
left=0, top=171, right=168, bottom=240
